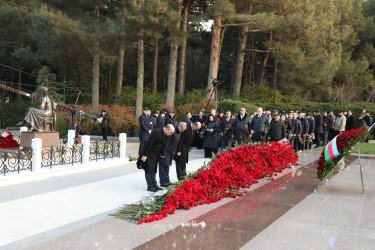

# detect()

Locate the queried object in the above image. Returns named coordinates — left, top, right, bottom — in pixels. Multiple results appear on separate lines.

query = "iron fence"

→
left=89, top=140, right=120, bottom=161
left=1, top=139, right=121, bottom=176
left=41, top=144, right=83, bottom=168
left=0, top=149, right=32, bottom=176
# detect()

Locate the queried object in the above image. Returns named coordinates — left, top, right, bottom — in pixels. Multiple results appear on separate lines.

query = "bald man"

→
left=141, top=124, right=175, bottom=192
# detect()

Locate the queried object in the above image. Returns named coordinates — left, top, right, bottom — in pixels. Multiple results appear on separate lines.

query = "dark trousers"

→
left=236, top=138, right=249, bottom=145
left=251, top=131, right=265, bottom=143
left=101, top=127, right=108, bottom=140
left=176, top=162, right=187, bottom=180
left=159, top=163, right=170, bottom=185
left=145, top=172, right=157, bottom=189
left=221, top=139, right=232, bottom=150
left=293, top=137, right=299, bottom=152
left=315, top=133, right=322, bottom=147
left=323, top=130, right=329, bottom=145
left=299, top=137, right=305, bottom=151
left=139, top=140, right=147, bottom=157
left=204, top=147, right=216, bottom=158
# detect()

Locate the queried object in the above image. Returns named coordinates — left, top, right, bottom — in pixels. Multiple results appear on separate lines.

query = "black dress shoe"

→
left=154, top=186, right=163, bottom=190
left=147, top=187, right=158, bottom=192
left=161, top=183, right=169, bottom=188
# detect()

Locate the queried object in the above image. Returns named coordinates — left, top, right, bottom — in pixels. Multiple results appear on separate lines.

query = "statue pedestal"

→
left=20, top=131, right=60, bottom=148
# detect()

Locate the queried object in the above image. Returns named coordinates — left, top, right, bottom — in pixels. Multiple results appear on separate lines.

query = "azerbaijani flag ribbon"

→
left=324, top=134, right=341, bottom=163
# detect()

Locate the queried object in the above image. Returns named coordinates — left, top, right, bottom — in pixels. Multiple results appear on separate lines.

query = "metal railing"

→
left=89, top=140, right=120, bottom=161
left=0, top=149, right=32, bottom=176
left=41, top=144, right=83, bottom=168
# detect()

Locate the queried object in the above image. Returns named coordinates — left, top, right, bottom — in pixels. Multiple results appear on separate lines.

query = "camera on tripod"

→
left=212, top=78, right=220, bottom=87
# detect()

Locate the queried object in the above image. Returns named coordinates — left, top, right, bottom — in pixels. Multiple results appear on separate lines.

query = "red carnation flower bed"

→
left=316, top=126, right=366, bottom=180
left=136, top=141, right=298, bottom=224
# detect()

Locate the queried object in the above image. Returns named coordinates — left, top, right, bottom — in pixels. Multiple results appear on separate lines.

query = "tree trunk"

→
left=178, top=0, right=191, bottom=95
left=114, top=12, right=126, bottom=103
left=152, top=37, right=159, bottom=94
left=92, top=6, right=100, bottom=109
left=135, top=33, right=144, bottom=117
left=92, top=53, right=100, bottom=108
left=166, top=0, right=181, bottom=107
left=166, top=45, right=179, bottom=107
left=114, top=43, right=125, bottom=103
left=232, top=26, right=249, bottom=97
left=249, top=35, right=255, bottom=85
left=206, top=17, right=222, bottom=99
left=273, top=58, right=278, bottom=89
left=260, top=52, right=269, bottom=84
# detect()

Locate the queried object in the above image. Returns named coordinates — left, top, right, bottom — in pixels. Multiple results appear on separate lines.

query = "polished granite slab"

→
left=134, top=159, right=321, bottom=250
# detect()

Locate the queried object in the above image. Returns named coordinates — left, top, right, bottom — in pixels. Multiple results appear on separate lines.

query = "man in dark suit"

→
left=345, top=110, right=355, bottom=131
left=298, top=112, right=309, bottom=151
left=220, top=110, right=234, bottom=150
left=150, top=110, right=159, bottom=130
left=98, top=110, right=110, bottom=140
left=193, top=111, right=205, bottom=149
left=322, top=111, right=332, bottom=145
left=138, top=107, right=152, bottom=157
left=314, top=110, right=323, bottom=148
left=250, top=107, right=268, bottom=143
left=159, top=124, right=182, bottom=187
left=292, top=112, right=302, bottom=152
left=183, top=112, right=192, bottom=131
left=306, top=113, right=315, bottom=149
left=174, top=122, right=193, bottom=180
left=268, top=114, right=286, bottom=142
left=156, top=110, right=166, bottom=129
left=363, top=111, right=373, bottom=127
left=233, top=107, right=252, bottom=144
left=141, top=124, right=175, bottom=192
left=166, top=110, right=177, bottom=127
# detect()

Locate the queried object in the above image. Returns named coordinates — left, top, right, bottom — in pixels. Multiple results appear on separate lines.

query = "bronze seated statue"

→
left=17, top=87, right=57, bottom=132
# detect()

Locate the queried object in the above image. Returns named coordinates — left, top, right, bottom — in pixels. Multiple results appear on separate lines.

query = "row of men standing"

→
left=138, top=107, right=201, bottom=192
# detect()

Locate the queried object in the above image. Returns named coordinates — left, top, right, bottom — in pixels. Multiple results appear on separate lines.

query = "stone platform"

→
left=20, top=131, right=59, bottom=148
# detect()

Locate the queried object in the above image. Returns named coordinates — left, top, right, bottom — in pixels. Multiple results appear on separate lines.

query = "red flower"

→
left=302, top=134, right=306, bottom=138
left=228, top=122, right=231, bottom=125
left=137, top=141, right=299, bottom=224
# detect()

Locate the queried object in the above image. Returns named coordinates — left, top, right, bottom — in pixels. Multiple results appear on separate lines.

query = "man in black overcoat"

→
left=158, top=123, right=183, bottom=187
left=138, top=107, right=152, bottom=157
left=220, top=110, right=234, bottom=150
left=192, top=111, right=204, bottom=149
left=306, top=113, right=315, bottom=149
left=268, top=114, right=286, bottom=142
left=250, top=107, right=269, bottom=143
left=232, top=107, right=252, bottom=144
left=174, top=122, right=193, bottom=180
left=313, top=110, right=323, bottom=148
left=345, top=110, right=355, bottom=131
left=156, top=110, right=166, bottom=129
left=292, top=112, right=302, bottom=152
left=141, top=124, right=175, bottom=192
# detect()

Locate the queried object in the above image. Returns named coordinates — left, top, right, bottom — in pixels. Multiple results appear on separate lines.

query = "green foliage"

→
left=56, top=113, right=69, bottom=138
left=239, top=85, right=287, bottom=103
left=0, top=95, right=32, bottom=128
